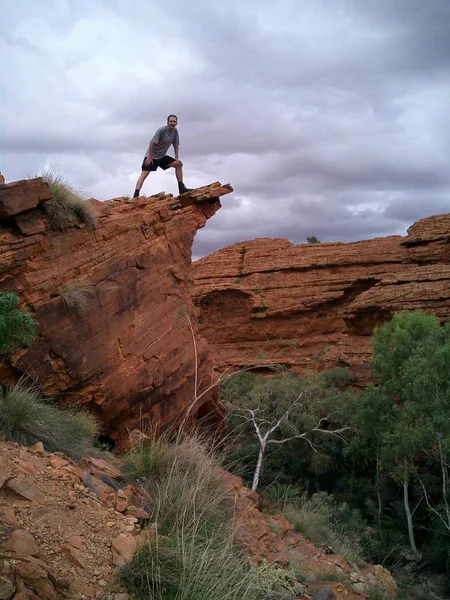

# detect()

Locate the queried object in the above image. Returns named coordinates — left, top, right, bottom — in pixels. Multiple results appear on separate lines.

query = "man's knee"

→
left=169, top=160, right=182, bottom=168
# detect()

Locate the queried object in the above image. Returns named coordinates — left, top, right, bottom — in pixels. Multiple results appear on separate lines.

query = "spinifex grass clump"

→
left=0, top=380, right=99, bottom=459
left=269, top=490, right=367, bottom=565
left=119, top=433, right=304, bottom=600
left=59, top=279, right=96, bottom=314
left=122, top=434, right=232, bottom=538
left=39, top=170, right=96, bottom=231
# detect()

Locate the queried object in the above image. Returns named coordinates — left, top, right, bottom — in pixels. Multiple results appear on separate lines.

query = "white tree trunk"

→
left=252, top=441, right=266, bottom=492
left=403, top=473, right=421, bottom=559
left=438, top=436, right=450, bottom=532
left=376, top=448, right=382, bottom=526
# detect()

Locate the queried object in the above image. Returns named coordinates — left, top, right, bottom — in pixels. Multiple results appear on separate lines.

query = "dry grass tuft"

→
left=38, top=170, right=96, bottom=231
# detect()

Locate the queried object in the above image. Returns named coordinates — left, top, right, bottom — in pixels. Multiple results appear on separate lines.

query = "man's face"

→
left=167, top=117, right=177, bottom=129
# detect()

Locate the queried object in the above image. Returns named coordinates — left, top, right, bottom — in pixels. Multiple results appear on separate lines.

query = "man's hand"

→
left=144, top=157, right=153, bottom=166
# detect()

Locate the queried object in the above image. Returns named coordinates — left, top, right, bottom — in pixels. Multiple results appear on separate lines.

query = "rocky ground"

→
left=0, top=441, right=147, bottom=599
left=0, top=439, right=396, bottom=599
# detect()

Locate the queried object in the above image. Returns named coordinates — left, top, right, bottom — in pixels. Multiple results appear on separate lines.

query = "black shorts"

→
left=141, top=155, right=176, bottom=172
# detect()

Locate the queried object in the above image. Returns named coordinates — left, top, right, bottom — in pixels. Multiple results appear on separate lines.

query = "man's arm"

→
left=173, top=130, right=180, bottom=161
left=144, top=142, right=155, bottom=166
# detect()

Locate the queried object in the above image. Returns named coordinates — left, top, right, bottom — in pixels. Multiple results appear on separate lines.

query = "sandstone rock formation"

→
left=193, top=214, right=450, bottom=383
left=0, top=178, right=232, bottom=445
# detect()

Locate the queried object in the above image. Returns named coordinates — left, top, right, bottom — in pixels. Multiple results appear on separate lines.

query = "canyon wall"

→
left=193, top=214, right=450, bottom=383
left=0, top=178, right=232, bottom=444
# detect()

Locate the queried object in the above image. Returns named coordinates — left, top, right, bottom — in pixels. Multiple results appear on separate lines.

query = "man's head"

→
left=167, top=115, right=178, bottom=129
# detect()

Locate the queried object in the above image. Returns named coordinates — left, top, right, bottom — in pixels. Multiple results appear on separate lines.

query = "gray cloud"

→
left=1, top=0, right=449, bottom=260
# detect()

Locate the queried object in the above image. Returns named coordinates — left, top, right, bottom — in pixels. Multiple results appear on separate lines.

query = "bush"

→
left=364, top=583, right=391, bottom=600
left=260, top=483, right=303, bottom=510
left=0, top=292, right=36, bottom=353
left=39, top=171, right=96, bottom=231
left=271, top=491, right=367, bottom=565
left=0, top=380, right=99, bottom=459
left=282, top=492, right=332, bottom=543
left=120, top=529, right=304, bottom=600
left=60, top=279, right=96, bottom=314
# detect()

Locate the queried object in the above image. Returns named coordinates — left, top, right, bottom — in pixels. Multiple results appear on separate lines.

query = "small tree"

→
left=307, top=236, right=321, bottom=244
left=0, top=292, right=37, bottom=353
left=347, top=385, right=396, bottom=526
left=368, top=310, right=450, bottom=559
left=223, top=372, right=350, bottom=491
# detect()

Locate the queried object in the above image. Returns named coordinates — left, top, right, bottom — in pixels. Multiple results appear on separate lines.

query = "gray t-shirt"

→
left=145, top=126, right=179, bottom=159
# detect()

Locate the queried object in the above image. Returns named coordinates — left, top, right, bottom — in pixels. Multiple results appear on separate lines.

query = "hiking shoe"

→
left=178, top=184, right=193, bottom=194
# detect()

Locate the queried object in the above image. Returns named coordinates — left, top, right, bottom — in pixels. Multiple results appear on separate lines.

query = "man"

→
left=133, top=114, right=192, bottom=198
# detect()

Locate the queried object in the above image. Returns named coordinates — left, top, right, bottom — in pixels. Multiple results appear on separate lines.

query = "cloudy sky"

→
left=1, top=0, right=449, bottom=258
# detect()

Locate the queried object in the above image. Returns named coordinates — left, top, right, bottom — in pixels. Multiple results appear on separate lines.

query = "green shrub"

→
left=282, top=492, right=332, bottom=543
left=0, top=380, right=99, bottom=459
left=60, top=279, right=96, bottom=314
left=364, top=582, right=391, bottom=600
left=0, top=292, right=36, bottom=353
left=119, top=523, right=305, bottom=600
left=39, top=171, right=96, bottom=231
left=309, top=568, right=349, bottom=583
left=260, top=483, right=303, bottom=511
left=274, top=491, right=367, bottom=565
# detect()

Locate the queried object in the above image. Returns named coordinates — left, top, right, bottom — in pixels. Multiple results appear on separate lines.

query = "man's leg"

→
left=166, top=159, right=192, bottom=194
left=133, top=170, right=150, bottom=198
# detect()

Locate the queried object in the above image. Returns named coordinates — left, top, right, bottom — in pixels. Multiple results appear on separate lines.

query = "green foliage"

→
left=307, top=236, right=321, bottom=244
left=266, top=490, right=368, bottom=565
left=223, top=314, right=450, bottom=586
left=364, top=583, right=391, bottom=600
left=60, top=279, right=96, bottom=314
left=119, top=530, right=304, bottom=600
left=0, top=292, right=36, bottom=353
left=343, top=310, right=450, bottom=575
left=0, top=380, right=99, bottom=459
left=281, top=492, right=333, bottom=542
left=317, top=366, right=355, bottom=388
left=309, top=568, right=349, bottom=583
left=222, top=369, right=355, bottom=490
left=370, top=311, right=450, bottom=519
left=39, top=170, right=96, bottom=231
left=259, top=483, right=302, bottom=510
left=223, top=369, right=353, bottom=442
left=424, top=517, right=450, bottom=572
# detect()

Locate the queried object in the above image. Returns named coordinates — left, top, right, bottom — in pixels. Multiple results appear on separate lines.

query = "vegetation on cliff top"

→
left=38, top=170, right=96, bottom=231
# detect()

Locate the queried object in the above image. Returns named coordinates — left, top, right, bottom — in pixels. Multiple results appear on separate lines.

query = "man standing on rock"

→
left=133, top=115, right=192, bottom=198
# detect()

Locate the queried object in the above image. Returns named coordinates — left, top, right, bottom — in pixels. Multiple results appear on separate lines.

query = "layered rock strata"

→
left=193, top=214, right=450, bottom=383
left=0, top=178, right=232, bottom=443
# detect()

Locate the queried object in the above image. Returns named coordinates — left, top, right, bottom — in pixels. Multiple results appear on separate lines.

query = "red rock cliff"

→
left=0, top=178, right=232, bottom=444
left=193, top=214, right=450, bottom=383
